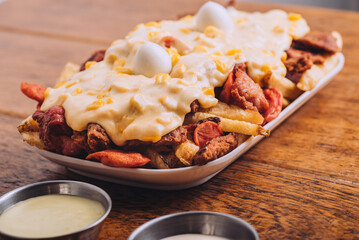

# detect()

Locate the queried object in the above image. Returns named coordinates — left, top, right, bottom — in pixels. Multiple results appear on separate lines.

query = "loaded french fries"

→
left=18, top=2, right=342, bottom=169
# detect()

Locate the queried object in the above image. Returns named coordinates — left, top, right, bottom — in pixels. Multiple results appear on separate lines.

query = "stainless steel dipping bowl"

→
left=128, top=211, right=259, bottom=240
left=0, top=180, right=112, bottom=240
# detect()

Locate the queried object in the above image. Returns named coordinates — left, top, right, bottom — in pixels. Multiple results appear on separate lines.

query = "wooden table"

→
left=1, top=0, right=358, bottom=239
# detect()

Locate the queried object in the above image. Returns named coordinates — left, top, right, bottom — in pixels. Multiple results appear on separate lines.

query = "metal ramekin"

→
left=128, top=211, right=259, bottom=240
left=0, top=180, right=111, bottom=240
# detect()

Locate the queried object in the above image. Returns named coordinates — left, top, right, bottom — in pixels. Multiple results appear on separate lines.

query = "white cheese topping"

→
left=41, top=2, right=310, bottom=146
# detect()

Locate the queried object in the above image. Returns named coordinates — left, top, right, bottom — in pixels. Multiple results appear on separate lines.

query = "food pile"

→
left=18, top=1, right=342, bottom=168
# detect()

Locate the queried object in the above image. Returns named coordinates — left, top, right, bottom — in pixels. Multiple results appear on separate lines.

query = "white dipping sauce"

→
left=0, top=194, right=105, bottom=238
left=162, top=234, right=229, bottom=240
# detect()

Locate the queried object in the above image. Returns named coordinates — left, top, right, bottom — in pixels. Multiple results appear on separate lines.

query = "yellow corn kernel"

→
left=71, top=87, right=82, bottom=96
left=226, top=49, right=242, bottom=55
left=288, top=13, right=302, bottom=21
left=180, top=15, right=193, bottom=24
left=86, top=99, right=105, bottom=110
left=273, top=25, right=284, bottom=33
left=204, top=25, right=222, bottom=38
left=194, top=35, right=201, bottom=41
left=281, top=52, right=287, bottom=61
left=44, top=88, right=50, bottom=98
left=213, top=58, right=227, bottom=73
left=261, top=64, right=271, bottom=73
left=156, top=117, right=171, bottom=125
left=159, top=95, right=167, bottom=104
left=155, top=73, right=171, bottom=84
left=55, top=82, right=66, bottom=88
left=87, top=91, right=97, bottom=96
left=176, top=79, right=190, bottom=86
left=214, top=51, right=223, bottom=56
left=236, top=19, right=246, bottom=24
left=192, top=45, right=208, bottom=53
left=143, top=135, right=162, bottom=142
left=147, top=31, right=159, bottom=40
left=113, top=58, right=126, bottom=68
left=180, top=28, right=193, bottom=34
left=144, top=21, right=161, bottom=28
left=113, top=85, right=130, bottom=92
left=85, top=61, right=96, bottom=69
left=262, top=49, right=275, bottom=57
left=172, top=63, right=187, bottom=78
left=115, top=67, right=133, bottom=75
left=97, top=91, right=107, bottom=99
left=106, top=97, right=114, bottom=104
left=65, top=80, right=78, bottom=88
left=107, top=54, right=118, bottom=64
left=166, top=48, right=181, bottom=65
left=202, top=87, right=214, bottom=96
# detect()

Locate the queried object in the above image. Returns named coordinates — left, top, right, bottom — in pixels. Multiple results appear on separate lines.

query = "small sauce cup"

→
left=128, top=211, right=259, bottom=240
left=0, top=180, right=111, bottom=240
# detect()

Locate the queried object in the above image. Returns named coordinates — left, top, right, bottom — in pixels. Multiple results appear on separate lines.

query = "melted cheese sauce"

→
left=0, top=195, right=105, bottom=238
left=41, top=2, right=310, bottom=146
left=161, top=234, right=229, bottom=240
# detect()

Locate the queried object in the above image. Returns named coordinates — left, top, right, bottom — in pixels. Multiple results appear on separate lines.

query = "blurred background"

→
left=243, top=0, right=359, bottom=11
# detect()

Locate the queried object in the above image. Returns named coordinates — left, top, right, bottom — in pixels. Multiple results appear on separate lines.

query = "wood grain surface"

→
left=0, top=0, right=358, bottom=239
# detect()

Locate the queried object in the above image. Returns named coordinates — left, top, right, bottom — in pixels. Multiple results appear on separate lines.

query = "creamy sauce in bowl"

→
left=0, top=194, right=105, bottom=238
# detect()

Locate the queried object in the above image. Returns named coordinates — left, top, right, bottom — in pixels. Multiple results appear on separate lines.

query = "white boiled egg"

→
left=133, top=42, right=172, bottom=78
left=195, top=1, right=234, bottom=33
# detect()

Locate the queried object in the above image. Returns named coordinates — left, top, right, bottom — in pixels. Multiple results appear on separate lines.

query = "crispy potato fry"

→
left=17, top=116, right=45, bottom=149
left=145, top=149, right=184, bottom=169
left=175, top=140, right=199, bottom=166
left=298, top=54, right=340, bottom=91
left=201, top=102, right=264, bottom=125
left=267, top=74, right=302, bottom=100
left=190, top=112, right=270, bottom=137
left=56, top=62, right=80, bottom=85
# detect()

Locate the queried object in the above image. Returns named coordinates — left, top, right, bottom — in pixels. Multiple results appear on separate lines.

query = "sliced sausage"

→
left=20, top=82, right=46, bottom=104
left=194, top=121, right=223, bottom=148
left=262, top=88, right=283, bottom=125
left=86, top=150, right=151, bottom=168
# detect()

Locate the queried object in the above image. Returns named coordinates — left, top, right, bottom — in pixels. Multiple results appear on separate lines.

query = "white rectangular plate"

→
left=36, top=53, right=344, bottom=190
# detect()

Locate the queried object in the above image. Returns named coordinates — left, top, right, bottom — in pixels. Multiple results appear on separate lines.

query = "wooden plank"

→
left=0, top=31, right=107, bottom=117
left=1, top=114, right=359, bottom=239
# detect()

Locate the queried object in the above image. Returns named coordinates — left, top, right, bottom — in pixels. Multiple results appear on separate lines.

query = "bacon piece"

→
left=20, top=82, right=46, bottom=104
left=220, top=63, right=269, bottom=113
left=86, top=150, right=151, bottom=168
left=184, top=117, right=221, bottom=133
left=190, top=100, right=200, bottom=113
left=32, top=106, right=85, bottom=156
left=262, top=88, right=283, bottom=125
left=219, top=67, right=235, bottom=104
left=87, top=123, right=111, bottom=152
left=154, top=126, right=187, bottom=146
left=161, top=36, right=175, bottom=48
left=291, top=31, right=339, bottom=55
left=80, top=49, right=106, bottom=71
left=194, top=121, right=223, bottom=148
left=193, top=133, right=238, bottom=165
left=283, top=48, right=325, bottom=83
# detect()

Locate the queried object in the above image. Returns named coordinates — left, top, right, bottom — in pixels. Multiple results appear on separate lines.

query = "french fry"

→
left=56, top=62, right=80, bottom=85
left=145, top=149, right=185, bottom=169
left=298, top=54, right=340, bottom=91
left=201, top=102, right=264, bottom=125
left=190, top=112, right=270, bottom=137
left=175, top=140, right=199, bottom=166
